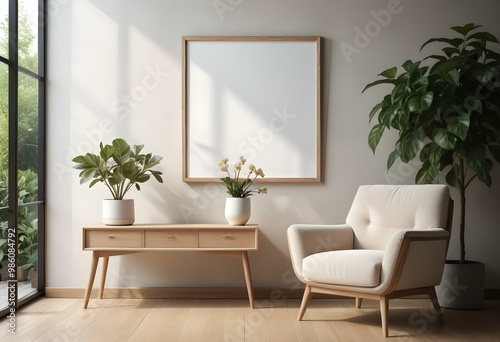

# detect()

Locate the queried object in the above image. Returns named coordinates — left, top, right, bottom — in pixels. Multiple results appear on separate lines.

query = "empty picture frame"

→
left=182, top=36, right=321, bottom=182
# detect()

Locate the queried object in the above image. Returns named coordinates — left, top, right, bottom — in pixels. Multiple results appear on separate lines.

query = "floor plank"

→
left=0, top=297, right=499, bottom=341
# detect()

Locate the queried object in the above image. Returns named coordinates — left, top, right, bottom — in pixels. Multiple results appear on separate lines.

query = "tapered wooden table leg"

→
left=83, top=251, right=99, bottom=309
left=241, top=251, right=255, bottom=308
left=99, top=256, right=109, bottom=299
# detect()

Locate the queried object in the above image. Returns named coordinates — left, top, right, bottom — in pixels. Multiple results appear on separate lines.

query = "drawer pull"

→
left=166, top=235, right=176, bottom=238
left=108, top=235, right=116, bottom=239
left=224, top=235, right=235, bottom=239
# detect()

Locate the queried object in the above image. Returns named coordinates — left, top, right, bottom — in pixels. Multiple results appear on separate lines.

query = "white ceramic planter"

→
left=102, top=199, right=135, bottom=225
left=224, top=197, right=251, bottom=226
left=436, top=260, right=485, bottom=310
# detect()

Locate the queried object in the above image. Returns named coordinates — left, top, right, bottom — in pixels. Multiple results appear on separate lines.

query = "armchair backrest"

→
left=346, top=185, right=451, bottom=250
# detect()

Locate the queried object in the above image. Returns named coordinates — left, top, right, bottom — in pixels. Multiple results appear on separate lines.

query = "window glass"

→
left=18, top=1, right=38, bottom=74
left=0, top=1, right=8, bottom=59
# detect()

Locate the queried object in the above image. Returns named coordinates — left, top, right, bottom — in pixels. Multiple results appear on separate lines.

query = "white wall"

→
left=47, top=0, right=500, bottom=290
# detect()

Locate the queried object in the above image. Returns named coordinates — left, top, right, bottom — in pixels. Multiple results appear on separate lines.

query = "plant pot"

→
left=17, top=267, right=28, bottom=282
left=102, top=199, right=135, bottom=225
left=30, top=269, right=38, bottom=288
left=436, top=260, right=484, bottom=310
left=225, top=197, right=251, bottom=226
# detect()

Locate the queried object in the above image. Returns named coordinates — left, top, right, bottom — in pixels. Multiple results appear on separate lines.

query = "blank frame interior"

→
left=182, top=36, right=321, bottom=182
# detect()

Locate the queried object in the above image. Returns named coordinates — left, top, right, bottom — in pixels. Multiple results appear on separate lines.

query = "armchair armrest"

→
left=381, top=228, right=450, bottom=292
left=287, top=224, right=354, bottom=278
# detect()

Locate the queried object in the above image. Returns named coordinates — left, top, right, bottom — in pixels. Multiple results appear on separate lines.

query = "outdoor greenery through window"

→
left=0, top=0, right=45, bottom=316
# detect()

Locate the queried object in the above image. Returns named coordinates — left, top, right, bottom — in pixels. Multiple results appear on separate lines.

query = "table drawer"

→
left=145, top=230, right=196, bottom=248
left=199, top=229, right=256, bottom=248
left=85, top=230, right=143, bottom=248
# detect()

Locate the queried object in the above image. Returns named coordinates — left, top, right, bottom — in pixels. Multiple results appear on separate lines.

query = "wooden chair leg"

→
left=429, top=287, right=443, bottom=323
left=297, top=285, right=312, bottom=321
left=379, top=296, right=389, bottom=337
left=355, top=297, right=363, bottom=308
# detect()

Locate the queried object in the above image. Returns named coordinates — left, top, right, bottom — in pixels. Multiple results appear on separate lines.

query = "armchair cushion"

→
left=302, top=250, right=384, bottom=287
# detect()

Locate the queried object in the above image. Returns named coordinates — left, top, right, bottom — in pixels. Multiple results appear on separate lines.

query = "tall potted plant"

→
left=362, top=23, right=500, bottom=309
left=73, top=138, right=163, bottom=225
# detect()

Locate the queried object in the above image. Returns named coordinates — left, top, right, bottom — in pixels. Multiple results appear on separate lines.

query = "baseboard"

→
left=44, top=287, right=307, bottom=300
left=44, top=287, right=500, bottom=300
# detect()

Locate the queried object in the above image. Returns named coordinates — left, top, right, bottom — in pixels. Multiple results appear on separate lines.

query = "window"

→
left=0, top=0, right=45, bottom=316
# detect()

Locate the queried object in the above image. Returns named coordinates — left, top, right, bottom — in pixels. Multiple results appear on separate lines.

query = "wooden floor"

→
left=0, top=297, right=499, bottom=341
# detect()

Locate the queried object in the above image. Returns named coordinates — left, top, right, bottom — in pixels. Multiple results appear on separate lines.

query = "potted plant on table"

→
left=218, top=156, right=267, bottom=225
left=362, top=23, right=500, bottom=309
left=73, top=138, right=163, bottom=225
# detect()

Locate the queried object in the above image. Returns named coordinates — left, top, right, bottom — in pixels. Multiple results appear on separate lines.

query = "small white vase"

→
left=102, top=199, right=135, bottom=225
left=225, top=197, right=251, bottom=226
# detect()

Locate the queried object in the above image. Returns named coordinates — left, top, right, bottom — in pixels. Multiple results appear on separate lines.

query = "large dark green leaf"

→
left=434, top=129, right=457, bottom=150
left=420, top=37, right=464, bottom=51
left=451, top=23, right=480, bottom=36
left=415, top=161, right=438, bottom=184
left=407, top=91, right=434, bottom=113
left=391, top=82, right=410, bottom=104
left=447, top=112, right=470, bottom=141
left=362, top=79, right=396, bottom=93
left=368, top=124, right=385, bottom=153
left=445, top=69, right=460, bottom=86
left=379, top=104, right=400, bottom=126
left=442, top=47, right=459, bottom=58
left=468, top=31, right=499, bottom=44
left=445, top=164, right=460, bottom=187
left=465, top=96, right=483, bottom=113
left=398, top=128, right=424, bottom=162
left=411, top=76, right=429, bottom=92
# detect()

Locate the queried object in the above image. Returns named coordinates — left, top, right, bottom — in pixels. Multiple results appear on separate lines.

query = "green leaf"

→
left=368, top=124, right=385, bottom=153
left=434, top=129, right=457, bottom=150
left=451, top=23, right=480, bottom=36
left=362, top=79, right=396, bottom=93
left=368, top=102, right=384, bottom=123
left=402, top=60, right=420, bottom=73
left=472, top=65, right=499, bottom=84
left=467, top=31, right=499, bottom=44
left=445, top=164, right=460, bottom=187
left=445, top=69, right=460, bottom=86
left=398, top=128, right=424, bottom=163
left=423, top=55, right=447, bottom=62
left=378, top=67, right=398, bottom=79
left=391, top=82, right=409, bottom=104
left=379, top=104, right=400, bottom=126
left=465, top=96, right=482, bottom=113
left=407, top=91, right=434, bottom=113
left=447, top=112, right=470, bottom=141
left=411, top=77, right=429, bottom=93
left=387, top=150, right=399, bottom=170
left=442, top=47, right=459, bottom=58
left=420, top=37, right=464, bottom=51
left=415, top=161, right=438, bottom=184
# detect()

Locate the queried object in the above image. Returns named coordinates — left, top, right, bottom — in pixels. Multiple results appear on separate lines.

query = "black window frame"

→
left=0, top=0, right=46, bottom=317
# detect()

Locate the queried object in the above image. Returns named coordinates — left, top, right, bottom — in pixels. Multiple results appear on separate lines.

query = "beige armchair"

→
left=287, top=184, right=453, bottom=337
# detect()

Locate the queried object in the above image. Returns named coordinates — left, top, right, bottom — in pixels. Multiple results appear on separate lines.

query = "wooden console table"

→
left=82, top=224, right=258, bottom=309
